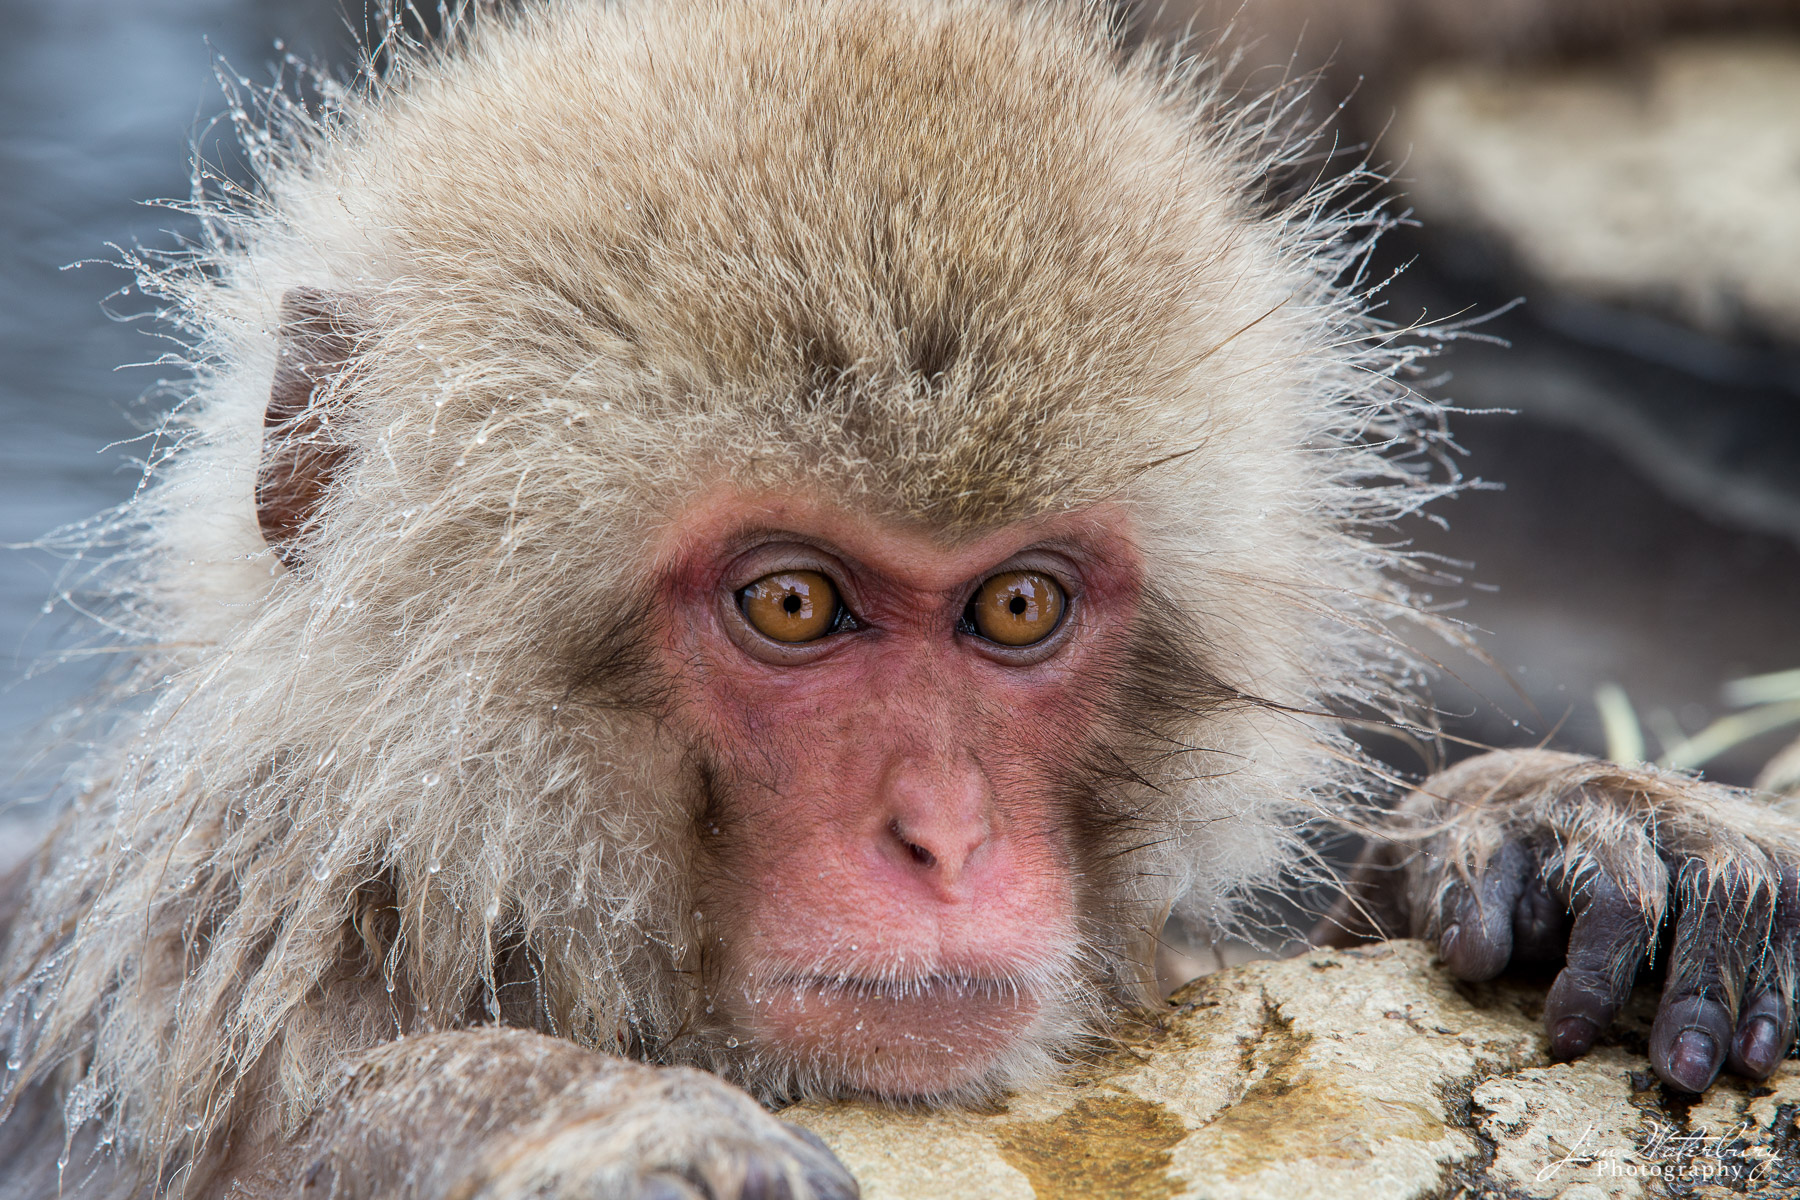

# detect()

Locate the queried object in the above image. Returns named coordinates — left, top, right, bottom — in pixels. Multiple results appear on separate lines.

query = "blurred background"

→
left=0, top=0, right=358, bottom=864
left=3, top=0, right=1800, bottom=874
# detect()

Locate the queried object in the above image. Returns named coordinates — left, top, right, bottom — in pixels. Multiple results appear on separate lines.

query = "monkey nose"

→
left=875, top=757, right=997, bottom=891
left=884, top=812, right=991, bottom=888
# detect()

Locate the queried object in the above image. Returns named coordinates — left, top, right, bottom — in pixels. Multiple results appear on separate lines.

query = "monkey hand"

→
left=1335, top=748, right=1800, bottom=1093
left=285, top=1028, right=858, bottom=1200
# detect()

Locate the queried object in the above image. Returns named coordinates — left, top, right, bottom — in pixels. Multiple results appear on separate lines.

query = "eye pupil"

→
left=971, top=570, right=1066, bottom=647
left=784, top=594, right=802, bottom=614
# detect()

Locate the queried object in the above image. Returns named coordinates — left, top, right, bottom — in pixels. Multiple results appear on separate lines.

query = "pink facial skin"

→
left=654, top=491, right=1144, bottom=1096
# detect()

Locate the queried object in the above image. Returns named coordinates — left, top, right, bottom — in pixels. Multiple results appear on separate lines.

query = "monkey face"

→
left=653, top=490, right=1145, bottom=1097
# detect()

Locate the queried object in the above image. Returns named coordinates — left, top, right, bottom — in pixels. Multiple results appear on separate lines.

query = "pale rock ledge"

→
left=1393, top=37, right=1800, bottom=342
left=785, top=940, right=1800, bottom=1199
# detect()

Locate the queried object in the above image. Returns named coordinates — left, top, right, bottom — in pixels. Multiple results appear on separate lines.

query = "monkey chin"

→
left=732, top=970, right=1076, bottom=1101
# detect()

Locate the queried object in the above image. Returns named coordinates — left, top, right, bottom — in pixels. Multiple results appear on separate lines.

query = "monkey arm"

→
left=240, top=1028, right=855, bottom=1200
left=1324, top=749, right=1800, bottom=1094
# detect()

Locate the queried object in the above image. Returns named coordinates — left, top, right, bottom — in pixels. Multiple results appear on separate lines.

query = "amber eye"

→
left=738, top=571, right=841, bottom=643
left=968, top=570, right=1065, bottom=647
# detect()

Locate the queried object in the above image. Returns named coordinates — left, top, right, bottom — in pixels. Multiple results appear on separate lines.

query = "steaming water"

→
left=0, top=0, right=345, bottom=861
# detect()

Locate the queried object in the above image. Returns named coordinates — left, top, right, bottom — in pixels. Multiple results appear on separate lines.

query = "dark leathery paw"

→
left=1432, top=840, right=1800, bottom=1094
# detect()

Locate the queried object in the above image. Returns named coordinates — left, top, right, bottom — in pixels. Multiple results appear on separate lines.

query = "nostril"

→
left=889, top=818, right=938, bottom=869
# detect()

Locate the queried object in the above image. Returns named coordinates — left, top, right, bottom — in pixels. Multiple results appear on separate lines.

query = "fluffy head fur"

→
left=0, top=0, right=1449, bottom=1179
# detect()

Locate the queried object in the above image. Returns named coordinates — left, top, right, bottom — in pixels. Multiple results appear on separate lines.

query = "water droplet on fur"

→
left=454, top=457, right=466, bottom=467
left=421, top=772, right=441, bottom=787
left=725, top=1036, right=738, bottom=1048
left=484, top=898, right=501, bottom=922
left=311, top=859, right=330, bottom=882
left=427, top=858, right=442, bottom=874
left=6, top=1055, right=21, bottom=1071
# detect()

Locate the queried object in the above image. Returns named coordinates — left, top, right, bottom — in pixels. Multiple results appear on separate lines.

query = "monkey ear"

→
left=257, top=288, right=360, bottom=569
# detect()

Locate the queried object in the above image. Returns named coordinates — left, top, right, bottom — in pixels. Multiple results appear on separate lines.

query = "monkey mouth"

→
left=729, top=968, right=1067, bottom=1098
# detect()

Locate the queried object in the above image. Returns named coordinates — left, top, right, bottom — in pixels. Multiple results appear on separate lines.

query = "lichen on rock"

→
left=786, top=940, right=1800, bottom=1199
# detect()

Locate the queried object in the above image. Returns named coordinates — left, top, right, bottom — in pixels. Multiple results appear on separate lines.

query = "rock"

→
left=1393, top=37, right=1800, bottom=343
left=785, top=940, right=1800, bottom=1199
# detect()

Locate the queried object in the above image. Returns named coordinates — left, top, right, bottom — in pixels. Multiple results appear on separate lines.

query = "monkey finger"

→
left=1507, top=868, right=1571, bottom=963
left=1436, top=840, right=1532, bottom=981
left=778, top=1123, right=860, bottom=1200
left=1650, top=861, right=1765, bottom=1093
left=635, top=1176, right=707, bottom=1200
left=1543, top=872, right=1654, bottom=1061
left=631, top=1123, right=856, bottom=1200
left=735, top=1158, right=802, bottom=1200
left=1727, top=989, right=1792, bottom=1081
left=1727, top=868, right=1800, bottom=1081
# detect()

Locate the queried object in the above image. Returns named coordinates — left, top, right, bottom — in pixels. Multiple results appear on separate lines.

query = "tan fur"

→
left=1399, top=751, right=1800, bottom=923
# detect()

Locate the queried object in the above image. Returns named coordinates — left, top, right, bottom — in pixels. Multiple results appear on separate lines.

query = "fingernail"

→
left=1550, top=1016, right=1597, bottom=1059
left=1737, top=1016, right=1782, bottom=1077
left=637, top=1179, right=699, bottom=1200
left=1440, top=923, right=1460, bottom=959
left=736, top=1161, right=784, bottom=1200
left=1668, top=1029, right=1720, bottom=1092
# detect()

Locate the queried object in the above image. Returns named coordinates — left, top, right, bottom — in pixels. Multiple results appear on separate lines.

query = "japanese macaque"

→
left=3, top=2, right=1799, bottom=1198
